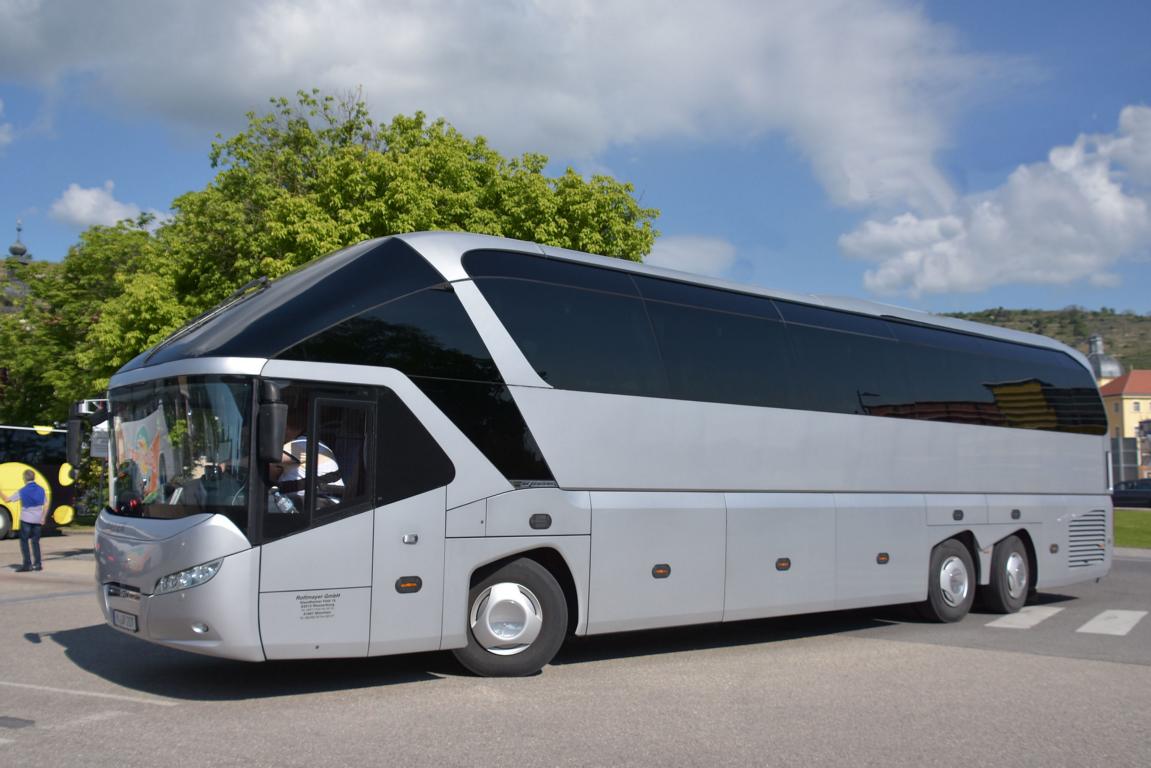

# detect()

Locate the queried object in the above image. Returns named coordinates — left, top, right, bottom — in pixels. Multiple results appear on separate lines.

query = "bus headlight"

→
left=154, top=559, right=224, bottom=595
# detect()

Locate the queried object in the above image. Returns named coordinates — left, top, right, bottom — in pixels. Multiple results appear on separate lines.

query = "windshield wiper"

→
left=143, top=276, right=270, bottom=362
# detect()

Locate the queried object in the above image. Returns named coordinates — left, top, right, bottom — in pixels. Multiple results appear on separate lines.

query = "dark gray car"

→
left=1112, top=479, right=1151, bottom=508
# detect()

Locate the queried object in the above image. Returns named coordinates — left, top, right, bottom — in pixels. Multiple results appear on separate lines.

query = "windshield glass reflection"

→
left=110, top=376, right=252, bottom=533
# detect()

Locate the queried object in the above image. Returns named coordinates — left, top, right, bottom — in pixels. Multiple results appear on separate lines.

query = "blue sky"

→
left=1, top=0, right=1149, bottom=315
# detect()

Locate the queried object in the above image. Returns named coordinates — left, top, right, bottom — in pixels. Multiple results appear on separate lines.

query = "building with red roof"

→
left=1100, top=370, right=1151, bottom=480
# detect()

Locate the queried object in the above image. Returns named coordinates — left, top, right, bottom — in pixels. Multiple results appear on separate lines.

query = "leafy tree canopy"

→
left=0, top=89, right=660, bottom=423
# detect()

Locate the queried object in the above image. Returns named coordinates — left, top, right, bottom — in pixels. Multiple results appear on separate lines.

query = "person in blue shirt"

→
left=5, top=469, right=47, bottom=572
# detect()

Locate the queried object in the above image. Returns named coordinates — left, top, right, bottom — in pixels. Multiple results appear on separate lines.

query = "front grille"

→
left=105, top=582, right=142, bottom=601
left=1068, top=509, right=1107, bottom=568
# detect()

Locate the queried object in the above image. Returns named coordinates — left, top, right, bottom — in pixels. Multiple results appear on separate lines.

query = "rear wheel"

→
left=981, top=535, right=1030, bottom=614
left=0, top=506, right=11, bottom=540
left=919, top=539, right=975, bottom=622
left=452, top=558, right=568, bottom=677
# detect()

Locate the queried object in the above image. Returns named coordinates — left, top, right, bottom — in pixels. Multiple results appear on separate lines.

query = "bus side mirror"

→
left=258, top=402, right=287, bottom=464
left=66, top=418, right=83, bottom=469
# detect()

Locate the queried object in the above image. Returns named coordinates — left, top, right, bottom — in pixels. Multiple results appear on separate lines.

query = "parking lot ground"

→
left=1, top=531, right=1149, bottom=767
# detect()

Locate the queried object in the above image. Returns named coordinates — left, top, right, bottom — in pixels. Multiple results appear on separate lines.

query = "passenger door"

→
left=367, top=388, right=455, bottom=656
left=259, top=391, right=376, bottom=659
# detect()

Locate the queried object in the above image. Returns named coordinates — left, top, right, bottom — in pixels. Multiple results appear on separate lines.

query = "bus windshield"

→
left=110, top=376, right=252, bottom=533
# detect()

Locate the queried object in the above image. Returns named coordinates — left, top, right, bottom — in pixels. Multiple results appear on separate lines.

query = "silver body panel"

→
left=260, top=512, right=374, bottom=659
left=95, top=514, right=264, bottom=661
left=95, top=232, right=1112, bottom=663
left=587, top=492, right=726, bottom=634
left=507, top=386, right=1104, bottom=495
left=369, top=488, right=447, bottom=657
left=724, top=493, right=838, bottom=621
left=451, top=279, right=549, bottom=388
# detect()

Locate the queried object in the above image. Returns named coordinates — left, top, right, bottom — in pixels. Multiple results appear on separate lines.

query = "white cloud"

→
left=647, top=235, right=738, bottom=277
left=50, top=181, right=143, bottom=228
left=0, top=0, right=998, bottom=214
left=1105, top=104, right=1151, bottom=186
left=839, top=105, right=1151, bottom=297
left=0, top=97, right=12, bottom=149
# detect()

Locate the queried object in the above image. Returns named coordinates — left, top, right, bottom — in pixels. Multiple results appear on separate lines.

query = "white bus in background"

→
left=89, top=232, right=1112, bottom=676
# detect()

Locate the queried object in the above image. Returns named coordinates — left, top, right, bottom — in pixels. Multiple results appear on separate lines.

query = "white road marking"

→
left=1076, top=610, right=1148, bottom=637
left=0, top=738, right=13, bottom=745
left=985, top=606, right=1064, bottom=629
left=40, top=710, right=128, bottom=730
left=0, top=681, right=178, bottom=707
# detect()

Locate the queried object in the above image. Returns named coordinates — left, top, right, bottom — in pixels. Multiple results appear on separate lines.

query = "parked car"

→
left=1112, top=479, right=1151, bottom=508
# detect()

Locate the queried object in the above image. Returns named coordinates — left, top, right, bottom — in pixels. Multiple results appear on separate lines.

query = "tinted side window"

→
left=279, top=287, right=500, bottom=383
left=474, top=278, right=668, bottom=397
left=142, top=237, right=446, bottom=366
left=900, top=344, right=1004, bottom=425
left=463, top=249, right=639, bottom=295
left=311, top=399, right=373, bottom=516
left=413, top=379, right=553, bottom=483
left=377, top=389, right=455, bottom=506
left=1032, top=353, right=1108, bottom=434
left=777, top=301, right=894, bottom=338
left=645, top=301, right=794, bottom=408
left=634, top=276, right=781, bottom=320
left=786, top=325, right=913, bottom=416
left=0, top=429, right=65, bottom=466
left=260, top=384, right=458, bottom=544
left=264, top=385, right=376, bottom=542
left=887, top=322, right=1105, bottom=434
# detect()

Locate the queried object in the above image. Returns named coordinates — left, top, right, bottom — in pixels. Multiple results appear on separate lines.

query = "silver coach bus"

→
left=91, top=232, right=1112, bottom=676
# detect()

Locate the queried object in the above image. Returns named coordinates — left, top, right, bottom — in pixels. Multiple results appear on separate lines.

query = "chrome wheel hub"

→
left=939, top=555, right=970, bottom=608
left=469, top=582, right=543, bottom=656
left=1005, top=551, right=1028, bottom=599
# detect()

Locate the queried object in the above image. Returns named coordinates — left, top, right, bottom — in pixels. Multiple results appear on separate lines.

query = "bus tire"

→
left=981, top=535, right=1030, bottom=614
left=919, top=538, right=975, bottom=622
left=0, top=506, right=11, bottom=540
left=453, top=558, right=568, bottom=677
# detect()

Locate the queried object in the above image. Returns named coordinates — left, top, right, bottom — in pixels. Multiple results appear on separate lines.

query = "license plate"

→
left=112, top=609, right=138, bottom=633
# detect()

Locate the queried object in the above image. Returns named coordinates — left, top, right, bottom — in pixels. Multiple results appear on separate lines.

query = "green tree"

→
left=0, top=217, right=169, bottom=422
left=165, top=90, right=658, bottom=312
left=0, top=258, right=61, bottom=423
left=0, top=89, right=660, bottom=424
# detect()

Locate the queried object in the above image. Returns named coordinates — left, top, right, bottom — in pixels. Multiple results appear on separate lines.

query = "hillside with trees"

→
left=948, top=307, right=1151, bottom=370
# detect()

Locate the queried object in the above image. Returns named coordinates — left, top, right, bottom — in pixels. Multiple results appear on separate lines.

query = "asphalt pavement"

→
left=1, top=529, right=1149, bottom=767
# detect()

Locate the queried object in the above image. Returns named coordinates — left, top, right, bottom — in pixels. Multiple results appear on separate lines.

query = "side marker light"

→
left=395, top=577, right=423, bottom=594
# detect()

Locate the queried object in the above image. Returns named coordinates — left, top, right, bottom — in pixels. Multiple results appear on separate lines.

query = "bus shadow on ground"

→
left=44, top=624, right=445, bottom=701
left=554, top=593, right=1081, bottom=667
left=43, top=594, right=1081, bottom=700
left=44, top=610, right=904, bottom=699
left=554, top=608, right=904, bottom=667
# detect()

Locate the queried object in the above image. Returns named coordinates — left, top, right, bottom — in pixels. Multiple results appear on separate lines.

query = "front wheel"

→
left=981, top=535, right=1030, bottom=614
left=452, top=558, right=568, bottom=677
left=0, top=506, right=11, bottom=540
left=919, top=539, right=975, bottom=622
